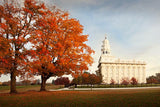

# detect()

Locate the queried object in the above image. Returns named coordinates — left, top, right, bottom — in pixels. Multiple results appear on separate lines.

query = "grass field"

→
left=0, top=85, right=63, bottom=93
left=0, top=86, right=160, bottom=107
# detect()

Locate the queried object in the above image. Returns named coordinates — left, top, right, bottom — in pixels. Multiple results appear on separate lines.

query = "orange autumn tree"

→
left=29, top=7, right=94, bottom=91
left=0, top=36, right=10, bottom=76
left=0, top=0, right=46, bottom=93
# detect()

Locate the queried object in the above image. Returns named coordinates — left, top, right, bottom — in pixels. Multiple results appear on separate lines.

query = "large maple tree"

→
left=0, top=0, right=94, bottom=92
left=29, top=7, right=94, bottom=91
left=0, top=0, right=46, bottom=93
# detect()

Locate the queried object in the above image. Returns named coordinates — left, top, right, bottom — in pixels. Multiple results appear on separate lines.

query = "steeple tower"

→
left=101, top=34, right=111, bottom=55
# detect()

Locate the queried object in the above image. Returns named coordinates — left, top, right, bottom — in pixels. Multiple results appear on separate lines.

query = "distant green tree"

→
left=72, top=72, right=102, bottom=86
left=72, top=76, right=83, bottom=85
left=146, top=75, right=158, bottom=84
left=156, top=73, right=160, bottom=83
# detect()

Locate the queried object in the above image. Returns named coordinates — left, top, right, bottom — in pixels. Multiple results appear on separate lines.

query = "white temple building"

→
left=96, top=35, right=146, bottom=84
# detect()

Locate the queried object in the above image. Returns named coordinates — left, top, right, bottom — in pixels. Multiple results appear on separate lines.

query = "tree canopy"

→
left=29, top=6, right=94, bottom=91
left=0, top=0, right=94, bottom=93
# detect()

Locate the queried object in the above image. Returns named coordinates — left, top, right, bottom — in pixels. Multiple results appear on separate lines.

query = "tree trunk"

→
left=10, top=70, right=17, bottom=94
left=10, top=49, right=18, bottom=94
left=40, top=75, right=47, bottom=91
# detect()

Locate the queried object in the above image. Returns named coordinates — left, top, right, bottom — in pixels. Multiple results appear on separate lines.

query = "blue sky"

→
left=1, top=0, right=160, bottom=82
left=47, top=0, right=160, bottom=77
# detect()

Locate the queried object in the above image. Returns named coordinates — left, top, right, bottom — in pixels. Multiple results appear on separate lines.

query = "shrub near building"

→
left=121, top=78, right=130, bottom=85
left=130, top=77, right=138, bottom=85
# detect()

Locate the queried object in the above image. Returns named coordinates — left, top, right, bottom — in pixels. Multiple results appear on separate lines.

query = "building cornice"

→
left=100, top=62, right=146, bottom=65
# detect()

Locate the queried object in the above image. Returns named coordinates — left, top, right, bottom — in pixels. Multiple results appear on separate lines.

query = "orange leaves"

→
left=23, top=8, right=33, bottom=15
left=0, top=0, right=49, bottom=78
left=0, top=36, right=10, bottom=57
left=0, top=36, right=11, bottom=74
left=39, top=48, right=46, bottom=55
left=1, top=0, right=94, bottom=84
left=56, top=42, right=63, bottom=49
left=0, top=23, right=8, bottom=30
left=82, top=73, right=89, bottom=78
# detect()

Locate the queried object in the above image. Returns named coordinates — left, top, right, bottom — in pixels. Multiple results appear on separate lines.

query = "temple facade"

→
left=96, top=35, right=146, bottom=84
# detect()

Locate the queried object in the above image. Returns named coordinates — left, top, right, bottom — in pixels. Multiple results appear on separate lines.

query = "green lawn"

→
left=0, top=85, right=63, bottom=93
left=0, top=85, right=40, bottom=90
left=0, top=88, right=160, bottom=107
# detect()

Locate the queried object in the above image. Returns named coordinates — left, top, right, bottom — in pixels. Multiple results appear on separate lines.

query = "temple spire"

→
left=105, top=33, right=107, bottom=39
left=101, top=34, right=111, bottom=55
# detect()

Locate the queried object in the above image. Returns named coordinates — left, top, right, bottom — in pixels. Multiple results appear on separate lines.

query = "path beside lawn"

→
left=49, top=86, right=160, bottom=91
